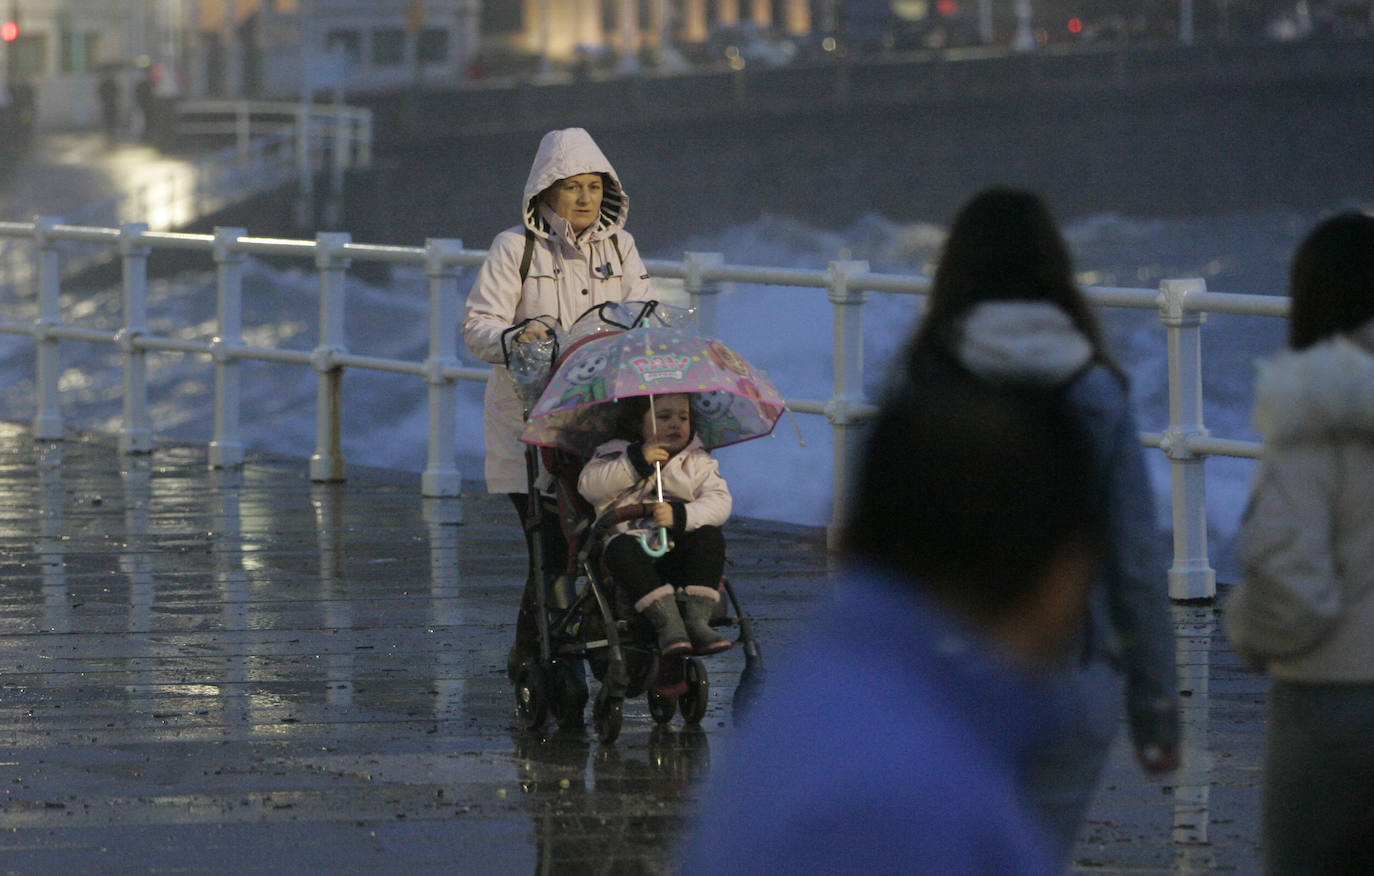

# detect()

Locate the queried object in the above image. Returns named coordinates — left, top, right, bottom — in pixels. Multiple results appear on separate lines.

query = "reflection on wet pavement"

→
left=514, top=726, right=710, bottom=874
left=0, top=424, right=1263, bottom=873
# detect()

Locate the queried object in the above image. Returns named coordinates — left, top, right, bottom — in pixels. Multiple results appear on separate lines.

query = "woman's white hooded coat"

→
left=1228, top=322, right=1374, bottom=682
left=463, top=128, right=652, bottom=493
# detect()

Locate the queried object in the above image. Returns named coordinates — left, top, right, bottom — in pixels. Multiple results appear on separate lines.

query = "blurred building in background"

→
left=0, top=0, right=1367, bottom=131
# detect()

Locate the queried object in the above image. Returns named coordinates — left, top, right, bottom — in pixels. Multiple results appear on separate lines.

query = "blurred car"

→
left=887, top=13, right=983, bottom=49
left=1266, top=0, right=1371, bottom=39
left=704, top=23, right=800, bottom=69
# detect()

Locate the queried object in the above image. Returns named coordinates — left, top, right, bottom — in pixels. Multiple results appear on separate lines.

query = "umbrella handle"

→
left=637, top=526, right=670, bottom=557
left=638, top=455, right=670, bottom=556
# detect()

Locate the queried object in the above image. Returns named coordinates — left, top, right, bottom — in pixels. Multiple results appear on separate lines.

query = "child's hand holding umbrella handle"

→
left=642, top=444, right=670, bottom=464
left=636, top=442, right=672, bottom=557
left=651, top=502, right=674, bottom=528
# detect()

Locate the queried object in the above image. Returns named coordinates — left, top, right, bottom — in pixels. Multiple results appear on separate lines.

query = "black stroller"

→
left=503, top=301, right=769, bottom=744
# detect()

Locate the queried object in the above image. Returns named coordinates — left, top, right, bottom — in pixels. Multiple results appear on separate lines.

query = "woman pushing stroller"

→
left=578, top=393, right=734, bottom=657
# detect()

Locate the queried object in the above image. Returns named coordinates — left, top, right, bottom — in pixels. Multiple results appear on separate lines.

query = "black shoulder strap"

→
left=519, top=229, right=535, bottom=283
left=522, top=230, right=620, bottom=281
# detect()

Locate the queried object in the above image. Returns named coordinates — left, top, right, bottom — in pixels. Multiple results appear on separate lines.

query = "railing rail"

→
left=0, top=219, right=1285, bottom=602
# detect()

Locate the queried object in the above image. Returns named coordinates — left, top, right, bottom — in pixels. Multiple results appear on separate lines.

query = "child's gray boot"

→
left=681, top=585, right=732, bottom=655
left=635, top=585, right=692, bottom=657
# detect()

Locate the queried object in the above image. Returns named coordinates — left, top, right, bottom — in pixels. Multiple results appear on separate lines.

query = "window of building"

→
left=11, top=34, right=46, bottom=76
left=325, top=28, right=362, bottom=64
left=481, top=4, right=523, bottom=34
left=417, top=27, right=447, bottom=63
left=372, top=28, right=405, bottom=66
left=59, top=31, right=100, bottom=73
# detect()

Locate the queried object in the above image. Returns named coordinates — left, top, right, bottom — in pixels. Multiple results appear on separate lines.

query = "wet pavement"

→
left=0, top=133, right=195, bottom=226
left=0, top=422, right=1267, bottom=874
left=0, top=130, right=1267, bottom=873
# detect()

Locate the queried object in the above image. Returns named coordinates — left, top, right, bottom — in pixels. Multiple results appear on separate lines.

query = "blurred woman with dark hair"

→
left=684, top=324, right=1109, bottom=875
left=1227, top=211, right=1374, bottom=875
left=903, top=188, right=1180, bottom=862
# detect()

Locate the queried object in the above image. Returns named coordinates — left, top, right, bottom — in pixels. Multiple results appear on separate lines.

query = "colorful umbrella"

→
left=518, top=324, right=786, bottom=458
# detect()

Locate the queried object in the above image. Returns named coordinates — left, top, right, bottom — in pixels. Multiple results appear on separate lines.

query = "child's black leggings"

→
left=602, top=525, right=726, bottom=604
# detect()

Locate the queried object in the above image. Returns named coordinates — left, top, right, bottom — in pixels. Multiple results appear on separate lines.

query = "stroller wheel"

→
left=592, top=686, right=623, bottom=745
left=678, top=658, right=710, bottom=725
left=514, top=661, right=550, bottom=732
left=648, top=689, right=677, bottom=725
left=550, top=658, right=589, bottom=731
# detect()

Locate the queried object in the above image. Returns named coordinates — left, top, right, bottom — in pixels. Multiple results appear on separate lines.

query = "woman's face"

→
left=543, top=173, right=604, bottom=234
left=641, top=394, right=691, bottom=455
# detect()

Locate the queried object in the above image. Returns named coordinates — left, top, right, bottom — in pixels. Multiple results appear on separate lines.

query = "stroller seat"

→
left=509, top=443, right=765, bottom=744
left=504, top=299, right=768, bottom=744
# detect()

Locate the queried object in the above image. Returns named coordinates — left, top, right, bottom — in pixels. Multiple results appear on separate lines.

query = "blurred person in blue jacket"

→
left=681, top=346, right=1108, bottom=874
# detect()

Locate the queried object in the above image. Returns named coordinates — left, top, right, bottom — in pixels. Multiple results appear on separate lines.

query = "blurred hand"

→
left=652, top=502, right=674, bottom=528
left=1136, top=743, right=1180, bottom=775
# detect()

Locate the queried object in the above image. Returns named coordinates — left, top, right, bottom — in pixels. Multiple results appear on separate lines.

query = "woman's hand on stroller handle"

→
left=516, top=321, right=552, bottom=344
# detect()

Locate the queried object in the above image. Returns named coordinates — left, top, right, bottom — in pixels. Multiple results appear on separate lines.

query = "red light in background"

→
left=937, top=0, right=959, bottom=15
left=0, top=21, right=17, bottom=42
left=1067, top=17, right=1084, bottom=34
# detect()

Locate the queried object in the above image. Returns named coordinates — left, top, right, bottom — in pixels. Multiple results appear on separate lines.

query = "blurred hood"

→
left=1253, top=318, right=1374, bottom=445
left=954, top=300, right=1094, bottom=386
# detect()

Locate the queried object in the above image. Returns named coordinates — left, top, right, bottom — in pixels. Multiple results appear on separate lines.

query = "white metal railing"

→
left=0, top=220, right=1287, bottom=602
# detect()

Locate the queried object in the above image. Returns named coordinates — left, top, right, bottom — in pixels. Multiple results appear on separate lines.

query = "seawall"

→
left=333, top=38, right=1374, bottom=255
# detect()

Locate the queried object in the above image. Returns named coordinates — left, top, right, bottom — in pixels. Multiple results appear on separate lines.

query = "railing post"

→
left=294, top=103, right=314, bottom=229
left=331, top=101, right=348, bottom=219
left=32, top=216, right=63, bottom=440
left=1158, top=278, right=1217, bottom=601
left=357, top=110, right=373, bottom=168
left=117, top=222, right=153, bottom=453
left=236, top=102, right=251, bottom=158
left=209, top=227, right=247, bottom=468
left=682, top=251, right=723, bottom=337
left=824, top=260, right=870, bottom=548
left=422, top=237, right=464, bottom=500
left=310, top=232, right=351, bottom=482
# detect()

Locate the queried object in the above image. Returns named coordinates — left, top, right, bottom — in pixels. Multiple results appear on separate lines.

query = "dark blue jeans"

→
left=602, top=525, right=725, bottom=604
left=1263, top=679, right=1374, bottom=875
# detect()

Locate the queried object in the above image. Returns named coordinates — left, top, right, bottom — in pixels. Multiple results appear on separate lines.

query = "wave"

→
left=2, top=205, right=1359, bottom=580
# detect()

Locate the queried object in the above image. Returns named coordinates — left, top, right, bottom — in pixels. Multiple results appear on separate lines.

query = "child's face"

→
left=642, top=394, right=691, bottom=454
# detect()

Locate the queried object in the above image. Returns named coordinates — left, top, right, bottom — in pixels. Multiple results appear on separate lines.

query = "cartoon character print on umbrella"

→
left=705, top=340, right=751, bottom=377
left=554, top=348, right=612, bottom=410
left=521, top=324, right=788, bottom=456
left=692, top=390, right=745, bottom=448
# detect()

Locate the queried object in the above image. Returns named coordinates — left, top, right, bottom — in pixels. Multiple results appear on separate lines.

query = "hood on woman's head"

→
left=522, top=128, right=628, bottom=234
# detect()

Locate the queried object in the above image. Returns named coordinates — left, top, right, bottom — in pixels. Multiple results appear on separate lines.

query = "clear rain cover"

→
left=507, top=300, right=696, bottom=413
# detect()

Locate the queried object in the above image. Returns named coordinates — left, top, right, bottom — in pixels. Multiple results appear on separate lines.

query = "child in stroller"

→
left=506, top=303, right=765, bottom=744
left=578, top=392, right=733, bottom=658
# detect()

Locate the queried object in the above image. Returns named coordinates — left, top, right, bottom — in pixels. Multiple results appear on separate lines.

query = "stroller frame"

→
left=513, top=438, right=766, bottom=745
left=504, top=301, right=766, bottom=744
